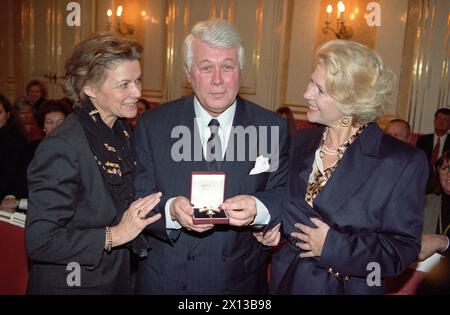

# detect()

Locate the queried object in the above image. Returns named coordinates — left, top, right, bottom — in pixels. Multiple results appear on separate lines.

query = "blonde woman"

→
left=257, top=40, right=428, bottom=294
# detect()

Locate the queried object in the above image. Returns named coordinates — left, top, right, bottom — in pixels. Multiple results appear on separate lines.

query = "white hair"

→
left=183, top=18, right=245, bottom=72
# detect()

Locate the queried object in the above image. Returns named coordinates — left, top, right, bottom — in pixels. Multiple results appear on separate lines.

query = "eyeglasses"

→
left=438, top=165, right=450, bottom=174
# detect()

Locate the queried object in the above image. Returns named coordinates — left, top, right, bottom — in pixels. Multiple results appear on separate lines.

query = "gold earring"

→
left=339, top=116, right=351, bottom=127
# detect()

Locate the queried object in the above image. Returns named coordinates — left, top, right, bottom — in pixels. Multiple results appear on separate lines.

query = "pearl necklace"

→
left=321, top=144, right=338, bottom=155
left=319, top=125, right=366, bottom=160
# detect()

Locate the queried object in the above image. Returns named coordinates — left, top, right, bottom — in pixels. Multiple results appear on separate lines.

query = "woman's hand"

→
left=419, top=234, right=449, bottom=261
left=291, top=218, right=330, bottom=258
left=110, top=192, right=162, bottom=247
left=253, top=223, right=281, bottom=247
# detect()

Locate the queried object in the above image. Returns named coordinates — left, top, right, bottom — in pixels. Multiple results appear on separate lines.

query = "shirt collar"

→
left=193, top=96, right=236, bottom=128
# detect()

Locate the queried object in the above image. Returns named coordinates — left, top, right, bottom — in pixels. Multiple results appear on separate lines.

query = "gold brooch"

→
left=105, top=161, right=120, bottom=169
left=104, top=143, right=117, bottom=152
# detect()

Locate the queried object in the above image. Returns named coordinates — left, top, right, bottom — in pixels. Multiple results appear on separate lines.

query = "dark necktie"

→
left=431, top=137, right=441, bottom=166
left=206, top=119, right=222, bottom=170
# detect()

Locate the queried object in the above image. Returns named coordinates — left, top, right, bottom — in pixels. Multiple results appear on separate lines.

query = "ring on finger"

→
left=137, top=210, right=146, bottom=220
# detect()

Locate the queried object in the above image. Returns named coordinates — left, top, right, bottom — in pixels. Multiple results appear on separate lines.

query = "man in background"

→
left=385, top=118, right=411, bottom=144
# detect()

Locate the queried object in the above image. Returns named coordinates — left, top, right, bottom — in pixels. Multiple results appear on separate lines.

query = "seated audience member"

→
left=0, top=94, right=28, bottom=201
left=276, top=106, right=298, bottom=134
left=416, top=108, right=450, bottom=194
left=1, top=99, right=71, bottom=211
left=31, top=99, right=71, bottom=152
left=420, top=150, right=450, bottom=261
left=385, top=119, right=411, bottom=143
left=12, top=97, right=44, bottom=143
left=41, top=100, right=72, bottom=131
left=415, top=151, right=450, bottom=294
left=26, top=80, right=48, bottom=112
left=127, top=98, right=150, bottom=129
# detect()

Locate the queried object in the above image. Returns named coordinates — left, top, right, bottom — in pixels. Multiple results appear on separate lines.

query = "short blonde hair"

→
left=63, top=32, right=142, bottom=107
left=315, top=40, right=395, bottom=126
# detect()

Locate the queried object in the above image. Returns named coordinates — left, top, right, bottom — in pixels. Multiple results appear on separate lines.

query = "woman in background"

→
left=28, top=99, right=72, bottom=155
left=12, top=97, right=44, bottom=143
left=1, top=99, right=73, bottom=211
left=420, top=150, right=450, bottom=260
left=26, top=80, right=48, bottom=112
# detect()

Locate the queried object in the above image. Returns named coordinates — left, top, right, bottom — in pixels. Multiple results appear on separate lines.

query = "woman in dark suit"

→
left=256, top=39, right=428, bottom=294
left=25, top=32, right=162, bottom=294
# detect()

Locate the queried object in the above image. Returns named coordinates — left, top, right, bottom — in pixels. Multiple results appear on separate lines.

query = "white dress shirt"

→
left=165, top=96, right=270, bottom=229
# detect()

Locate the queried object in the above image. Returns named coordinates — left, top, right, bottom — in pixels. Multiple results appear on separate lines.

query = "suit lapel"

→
left=173, top=95, right=207, bottom=172
left=288, top=128, right=323, bottom=213
left=313, top=123, right=383, bottom=221
left=221, top=97, right=255, bottom=197
left=444, top=135, right=450, bottom=153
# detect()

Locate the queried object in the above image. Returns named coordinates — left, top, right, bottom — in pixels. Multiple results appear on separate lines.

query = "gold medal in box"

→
left=190, top=172, right=228, bottom=224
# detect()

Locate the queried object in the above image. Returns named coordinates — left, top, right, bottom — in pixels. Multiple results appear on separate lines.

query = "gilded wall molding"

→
left=437, top=12, right=449, bottom=107
left=401, top=0, right=449, bottom=133
left=236, top=0, right=263, bottom=96
left=278, top=0, right=309, bottom=119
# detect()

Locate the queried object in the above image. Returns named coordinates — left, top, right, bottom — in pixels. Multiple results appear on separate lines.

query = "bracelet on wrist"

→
left=105, top=226, right=112, bottom=252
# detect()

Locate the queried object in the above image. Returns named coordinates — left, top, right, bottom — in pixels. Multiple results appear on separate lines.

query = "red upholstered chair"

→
left=384, top=253, right=444, bottom=295
left=0, top=211, right=29, bottom=295
left=294, top=120, right=315, bottom=130
left=385, top=268, right=426, bottom=295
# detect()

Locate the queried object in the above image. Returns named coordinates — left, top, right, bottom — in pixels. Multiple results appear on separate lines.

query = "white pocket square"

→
left=249, top=155, right=270, bottom=175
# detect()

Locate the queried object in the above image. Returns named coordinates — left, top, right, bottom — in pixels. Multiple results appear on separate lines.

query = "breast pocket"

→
left=244, top=172, right=270, bottom=194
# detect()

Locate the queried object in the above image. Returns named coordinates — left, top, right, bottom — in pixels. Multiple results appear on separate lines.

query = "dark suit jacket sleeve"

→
left=25, top=136, right=106, bottom=267
left=416, top=135, right=431, bottom=161
left=133, top=115, right=171, bottom=241
left=317, top=150, right=427, bottom=278
left=253, top=119, right=290, bottom=227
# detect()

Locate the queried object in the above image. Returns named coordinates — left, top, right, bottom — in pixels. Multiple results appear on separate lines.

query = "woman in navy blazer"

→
left=256, top=40, right=428, bottom=294
left=25, top=33, right=162, bottom=294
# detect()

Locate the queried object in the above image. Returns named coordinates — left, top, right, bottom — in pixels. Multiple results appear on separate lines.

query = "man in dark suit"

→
left=133, top=19, right=289, bottom=294
left=416, top=108, right=450, bottom=194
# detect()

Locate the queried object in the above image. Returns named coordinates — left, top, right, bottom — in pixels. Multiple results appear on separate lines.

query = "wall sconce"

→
left=106, top=5, right=135, bottom=35
left=323, top=1, right=353, bottom=40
